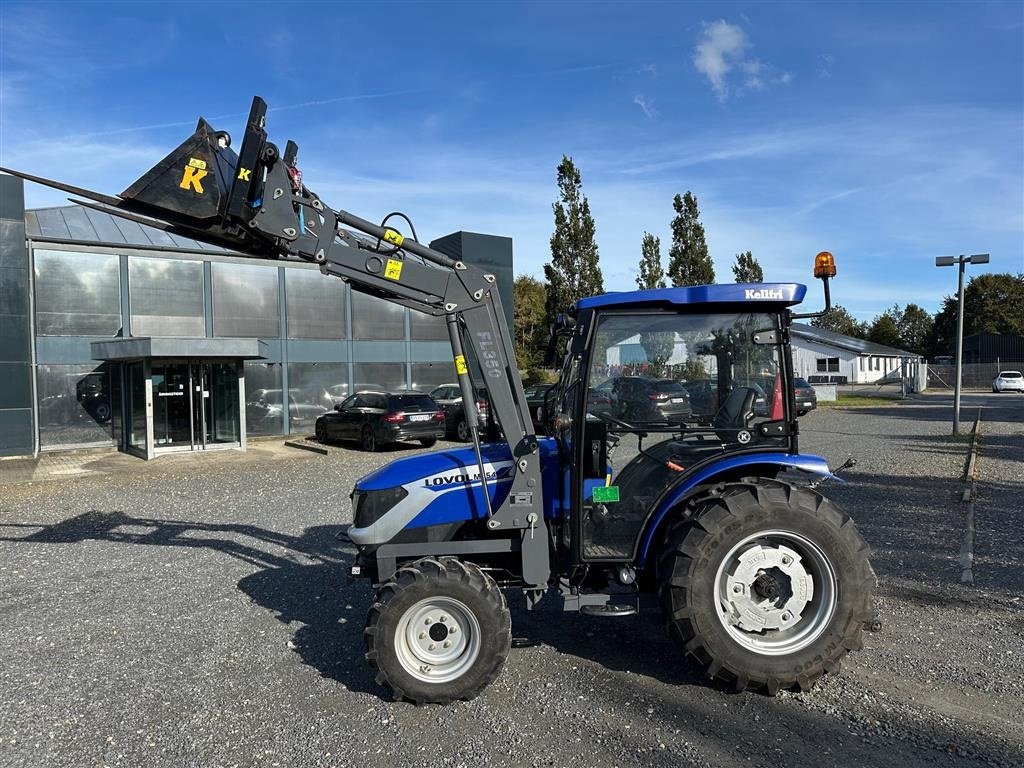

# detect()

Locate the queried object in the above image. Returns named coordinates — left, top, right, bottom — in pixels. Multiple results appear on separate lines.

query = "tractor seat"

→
left=712, top=387, right=757, bottom=444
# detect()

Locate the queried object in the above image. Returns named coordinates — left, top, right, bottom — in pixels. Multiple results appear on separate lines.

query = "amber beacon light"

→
left=814, top=251, right=837, bottom=279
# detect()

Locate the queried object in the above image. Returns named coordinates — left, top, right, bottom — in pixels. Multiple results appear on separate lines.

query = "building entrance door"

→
left=151, top=360, right=241, bottom=453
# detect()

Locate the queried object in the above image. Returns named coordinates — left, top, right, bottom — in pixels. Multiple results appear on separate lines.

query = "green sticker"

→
left=592, top=485, right=620, bottom=503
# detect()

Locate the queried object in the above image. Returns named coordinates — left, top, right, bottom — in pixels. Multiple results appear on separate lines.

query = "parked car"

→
left=610, top=376, right=691, bottom=423
left=428, top=384, right=494, bottom=442
left=315, top=390, right=445, bottom=451
left=246, top=389, right=328, bottom=431
left=523, top=383, right=554, bottom=431
left=992, top=370, right=1024, bottom=393
left=679, top=378, right=719, bottom=416
left=792, top=377, right=818, bottom=415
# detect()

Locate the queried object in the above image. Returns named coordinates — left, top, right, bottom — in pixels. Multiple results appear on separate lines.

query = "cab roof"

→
left=573, top=283, right=807, bottom=312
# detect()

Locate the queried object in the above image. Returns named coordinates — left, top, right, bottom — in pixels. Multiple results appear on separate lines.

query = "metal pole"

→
left=953, top=258, right=966, bottom=434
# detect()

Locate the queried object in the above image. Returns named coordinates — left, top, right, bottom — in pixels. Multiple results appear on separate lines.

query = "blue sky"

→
left=1, top=1, right=1021, bottom=321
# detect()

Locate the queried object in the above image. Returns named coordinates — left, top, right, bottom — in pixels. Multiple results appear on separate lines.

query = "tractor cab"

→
left=549, top=284, right=807, bottom=567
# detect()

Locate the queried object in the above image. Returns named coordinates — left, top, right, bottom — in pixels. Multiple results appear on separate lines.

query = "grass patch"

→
left=818, top=394, right=901, bottom=407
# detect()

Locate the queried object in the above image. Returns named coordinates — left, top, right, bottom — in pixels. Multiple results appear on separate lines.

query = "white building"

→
left=791, top=323, right=923, bottom=385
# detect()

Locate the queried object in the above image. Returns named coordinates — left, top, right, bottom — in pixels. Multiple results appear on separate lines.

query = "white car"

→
left=992, top=370, right=1024, bottom=393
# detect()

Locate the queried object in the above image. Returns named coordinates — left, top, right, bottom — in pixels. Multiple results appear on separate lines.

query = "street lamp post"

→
left=935, top=253, right=989, bottom=434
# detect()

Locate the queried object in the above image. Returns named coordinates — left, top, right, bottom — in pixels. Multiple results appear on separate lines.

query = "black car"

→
left=523, top=383, right=554, bottom=431
left=610, top=376, right=692, bottom=423
left=429, top=383, right=494, bottom=442
left=315, top=391, right=445, bottom=451
left=792, top=377, right=818, bottom=416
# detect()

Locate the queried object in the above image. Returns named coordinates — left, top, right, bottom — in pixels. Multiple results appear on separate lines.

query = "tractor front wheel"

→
left=659, top=479, right=874, bottom=694
left=365, top=557, right=511, bottom=704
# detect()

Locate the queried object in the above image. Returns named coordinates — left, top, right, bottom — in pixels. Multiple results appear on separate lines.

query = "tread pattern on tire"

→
left=658, top=478, right=876, bottom=695
left=364, top=556, right=511, bottom=704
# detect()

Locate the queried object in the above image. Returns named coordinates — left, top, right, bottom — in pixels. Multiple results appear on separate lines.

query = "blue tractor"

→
left=3, top=97, right=875, bottom=705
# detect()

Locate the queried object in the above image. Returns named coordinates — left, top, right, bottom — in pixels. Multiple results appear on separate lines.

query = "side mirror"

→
left=334, top=403, right=344, bottom=412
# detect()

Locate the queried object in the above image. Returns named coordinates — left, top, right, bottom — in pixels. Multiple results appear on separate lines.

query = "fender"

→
left=633, top=452, right=840, bottom=568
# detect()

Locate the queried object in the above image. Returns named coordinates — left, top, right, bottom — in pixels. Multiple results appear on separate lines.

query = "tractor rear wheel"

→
left=659, top=479, right=874, bottom=694
left=365, top=557, right=511, bottom=704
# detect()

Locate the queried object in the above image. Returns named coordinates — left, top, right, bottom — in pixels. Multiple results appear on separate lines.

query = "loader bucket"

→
left=121, top=117, right=238, bottom=221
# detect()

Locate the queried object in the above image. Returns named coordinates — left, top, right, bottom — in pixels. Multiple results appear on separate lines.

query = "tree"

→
left=544, top=156, right=603, bottom=325
left=810, top=305, right=867, bottom=338
left=636, top=232, right=666, bottom=289
left=867, top=312, right=901, bottom=349
left=667, top=191, right=714, bottom=287
left=895, top=303, right=933, bottom=356
left=927, top=273, right=1024, bottom=357
left=731, top=250, right=763, bottom=282
left=513, top=274, right=547, bottom=371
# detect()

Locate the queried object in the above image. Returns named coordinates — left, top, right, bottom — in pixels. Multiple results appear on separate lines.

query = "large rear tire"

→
left=659, top=479, right=874, bottom=694
left=364, top=557, right=511, bottom=704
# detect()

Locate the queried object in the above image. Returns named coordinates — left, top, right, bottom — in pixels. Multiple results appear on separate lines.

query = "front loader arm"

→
left=1, top=95, right=550, bottom=587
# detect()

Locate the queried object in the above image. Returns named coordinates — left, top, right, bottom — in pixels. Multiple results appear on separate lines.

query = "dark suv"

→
left=315, top=391, right=445, bottom=451
left=429, top=383, right=494, bottom=442
left=611, top=376, right=692, bottom=423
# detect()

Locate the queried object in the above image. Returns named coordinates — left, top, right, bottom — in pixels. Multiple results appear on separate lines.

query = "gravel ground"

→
left=1, top=401, right=1021, bottom=768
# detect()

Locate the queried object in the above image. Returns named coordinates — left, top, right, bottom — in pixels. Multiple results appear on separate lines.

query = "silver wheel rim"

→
left=714, top=529, right=837, bottom=656
left=457, top=421, right=469, bottom=441
left=394, top=597, right=482, bottom=684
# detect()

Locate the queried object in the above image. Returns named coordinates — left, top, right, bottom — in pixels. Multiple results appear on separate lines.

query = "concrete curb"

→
left=959, top=408, right=982, bottom=585
left=284, top=439, right=330, bottom=456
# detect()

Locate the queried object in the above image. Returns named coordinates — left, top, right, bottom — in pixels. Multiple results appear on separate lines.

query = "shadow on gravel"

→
left=821, top=469, right=966, bottom=588
left=0, top=511, right=381, bottom=696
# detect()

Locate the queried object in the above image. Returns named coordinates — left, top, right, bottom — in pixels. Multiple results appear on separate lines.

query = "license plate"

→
left=670, top=397, right=685, bottom=403
left=802, top=401, right=813, bottom=407
left=409, top=414, right=431, bottom=422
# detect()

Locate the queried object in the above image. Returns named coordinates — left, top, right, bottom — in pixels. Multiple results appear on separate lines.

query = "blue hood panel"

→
left=353, top=438, right=561, bottom=534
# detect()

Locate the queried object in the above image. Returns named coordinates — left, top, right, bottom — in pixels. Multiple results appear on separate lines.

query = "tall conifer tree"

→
left=667, top=191, right=714, bottom=287
left=544, top=156, right=604, bottom=324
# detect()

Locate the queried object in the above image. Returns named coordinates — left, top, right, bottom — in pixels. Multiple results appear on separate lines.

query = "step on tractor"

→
left=3, top=97, right=876, bottom=705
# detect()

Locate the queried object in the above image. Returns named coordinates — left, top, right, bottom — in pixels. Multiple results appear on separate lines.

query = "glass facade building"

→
left=0, top=182, right=513, bottom=458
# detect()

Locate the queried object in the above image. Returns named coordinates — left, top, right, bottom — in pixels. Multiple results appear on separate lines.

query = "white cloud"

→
left=693, top=20, right=749, bottom=100
left=633, top=94, right=658, bottom=119
left=693, top=20, right=792, bottom=101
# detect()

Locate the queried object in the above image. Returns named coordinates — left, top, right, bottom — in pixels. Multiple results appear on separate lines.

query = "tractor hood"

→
left=348, top=439, right=560, bottom=547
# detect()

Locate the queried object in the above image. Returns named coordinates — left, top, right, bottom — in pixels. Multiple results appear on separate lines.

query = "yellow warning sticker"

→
left=455, top=355, right=468, bottom=375
left=188, top=157, right=207, bottom=170
left=384, top=258, right=403, bottom=280
left=383, top=229, right=405, bottom=247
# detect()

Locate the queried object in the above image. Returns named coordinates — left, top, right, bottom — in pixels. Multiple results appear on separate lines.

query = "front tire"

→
left=455, top=418, right=470, bottom=442
left=364, top=557, right=511, bottom=704
left=659, top=479, right=875, bottom=694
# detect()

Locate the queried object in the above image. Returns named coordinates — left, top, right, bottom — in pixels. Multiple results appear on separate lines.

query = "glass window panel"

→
left=285, top=268, right=347, bottom=338
left=410, top=309, right=448, bottom=341
left=212, top=262, right=280, bottom=338
left=353, top=362, right=407, bottom=392
left=351, top=291, right=405, bottom=340
left=411, top=361, right=456, bottom=392
left=34, top=250, right=121, bottom=336
left=244, top=362, right=284, bottom=437
left=285, top=362, right=348, bottom=434
left=580, top=311, right=784, bottom=559
left=128, top=256, right=205, bottom=337
left=36, top=364, right=116, bottom=448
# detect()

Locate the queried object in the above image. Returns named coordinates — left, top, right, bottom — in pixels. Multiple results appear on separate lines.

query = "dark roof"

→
left=26, top=204, right=229, bottom=253
left=791, top=323, right=919, bottom=358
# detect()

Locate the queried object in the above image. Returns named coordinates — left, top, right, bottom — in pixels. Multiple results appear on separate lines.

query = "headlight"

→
left=352, top=486, right=408, bottom=529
